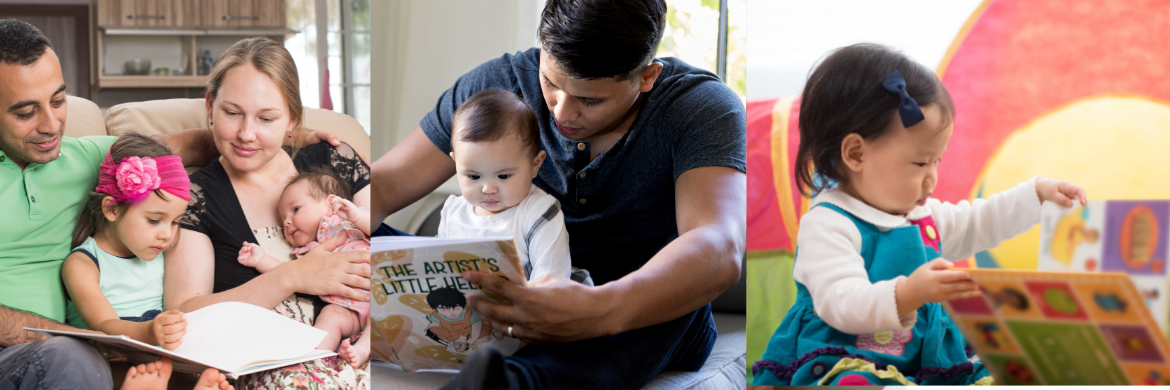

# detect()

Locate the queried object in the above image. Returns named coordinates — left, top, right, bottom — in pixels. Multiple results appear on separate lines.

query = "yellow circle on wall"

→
left=979, top=95, right=1170, bottom=269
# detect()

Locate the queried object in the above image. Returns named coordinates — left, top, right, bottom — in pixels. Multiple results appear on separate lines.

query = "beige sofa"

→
left=63, top=96, right=370, bottom=161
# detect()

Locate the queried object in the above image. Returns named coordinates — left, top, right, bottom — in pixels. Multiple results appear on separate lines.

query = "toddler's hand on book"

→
left=151, top=310, right=187, bottom=350
left=238, top=242, right=264, bottom=268
left=1035, top=177, right=1087, bottom=207
left=896, top=258, right=981, bottom=316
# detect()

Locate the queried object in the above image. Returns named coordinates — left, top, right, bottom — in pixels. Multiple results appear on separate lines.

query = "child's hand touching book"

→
left=1035, top=177, right=1088, bottom=207
left=895, top=259, right=981, bottom=317
left=151, top=310, right=187, bottom=350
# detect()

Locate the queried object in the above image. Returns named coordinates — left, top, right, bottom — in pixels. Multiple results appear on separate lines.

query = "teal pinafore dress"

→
left=752, top=203, right=992, bottom=385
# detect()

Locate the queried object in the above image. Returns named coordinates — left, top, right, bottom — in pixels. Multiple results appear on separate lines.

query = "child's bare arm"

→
left=62, top=252, right=186, bottom=348
left=239, top=242, right=281, bottom=273
left=330, top=195, right=371, bottom=236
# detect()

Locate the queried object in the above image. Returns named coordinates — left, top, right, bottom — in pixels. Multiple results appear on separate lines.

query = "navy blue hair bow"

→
left=882, top=69, right=925, bottom=128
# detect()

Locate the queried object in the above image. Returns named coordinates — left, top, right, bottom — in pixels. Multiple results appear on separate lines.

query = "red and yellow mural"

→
left=748, top=0, right=1170, bottom=269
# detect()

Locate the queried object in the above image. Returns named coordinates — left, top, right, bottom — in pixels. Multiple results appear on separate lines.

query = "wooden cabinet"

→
left=97, top=0, right=171, bottom=27
left=95, top=0, right=281, bottom=28
left=91, top=0, right=290, bottom=90
left=206, top=0, right=285, bottom=28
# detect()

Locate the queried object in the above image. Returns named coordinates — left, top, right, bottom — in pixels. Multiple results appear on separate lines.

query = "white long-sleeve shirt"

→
left=793, top=177, right=1042, bottom=335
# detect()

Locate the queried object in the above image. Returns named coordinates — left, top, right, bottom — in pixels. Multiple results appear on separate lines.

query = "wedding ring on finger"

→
left=508, top=325, right=514, bottom=338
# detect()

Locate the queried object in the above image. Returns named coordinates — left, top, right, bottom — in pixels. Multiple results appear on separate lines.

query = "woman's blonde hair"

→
left=206, top=37, right=307, bottom=147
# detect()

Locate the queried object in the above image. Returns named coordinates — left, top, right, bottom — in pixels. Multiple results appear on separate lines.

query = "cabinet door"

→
left=207, top=0, right=259, bottom=27
left=132, top=0, right=171, bottom=27
left=253, top=0, right=286, bottom=28
left=169, top=0, right=201, bottom=27
left=96, top=0, right=135, bottom=27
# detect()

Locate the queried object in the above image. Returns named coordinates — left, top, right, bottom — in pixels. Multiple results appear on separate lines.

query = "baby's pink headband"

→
left=96, top=153, right=191, bottom=204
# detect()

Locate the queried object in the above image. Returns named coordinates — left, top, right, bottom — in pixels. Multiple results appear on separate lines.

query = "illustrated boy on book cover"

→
left=370, top=239, right=525, bottom=372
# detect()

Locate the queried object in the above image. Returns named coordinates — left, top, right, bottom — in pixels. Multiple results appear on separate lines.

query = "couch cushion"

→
left=644, top=312, right=747, bottom=390
left=104, top=98, right=370, bottom=158
left=63, top=95, right=107, bottom=138
left=371, top=313, right=747, bottom=389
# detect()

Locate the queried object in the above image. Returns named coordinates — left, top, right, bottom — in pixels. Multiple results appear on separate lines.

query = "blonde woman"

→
left=166, top=38, right=370, bottom=389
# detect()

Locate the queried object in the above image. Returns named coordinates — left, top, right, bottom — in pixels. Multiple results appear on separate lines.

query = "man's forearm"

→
left=599, top=225, right=743, bottom=334
left=370, top=126, right=456, bottom=224
left=156, top=128, right=217, bottom=167
left=0, top=305, right=84, bottom=347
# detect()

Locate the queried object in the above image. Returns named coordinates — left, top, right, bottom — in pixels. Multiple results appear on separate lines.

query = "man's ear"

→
left=840, top=133, right=867, bottom=173
left=636, top=62, right=663, bottom=93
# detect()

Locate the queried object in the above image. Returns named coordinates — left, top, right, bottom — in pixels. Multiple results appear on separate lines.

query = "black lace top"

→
left=180, top=142, right=370, bottom=295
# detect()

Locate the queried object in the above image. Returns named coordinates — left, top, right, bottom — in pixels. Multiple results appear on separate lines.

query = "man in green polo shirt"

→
left=0, top=19, right=343, bottom=390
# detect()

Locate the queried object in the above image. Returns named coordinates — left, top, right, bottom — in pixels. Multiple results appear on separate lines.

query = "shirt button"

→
left=578, top=171, right=587, bottom=179
left=31, top=196, right=36, bottom=203
left=0, top=156, right=5, bottom=162
left=577, top=143, right=586, bottom=151
left=926, top=225, right=937, bottom=240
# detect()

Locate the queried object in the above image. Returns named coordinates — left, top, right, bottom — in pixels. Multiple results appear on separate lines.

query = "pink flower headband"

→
left=96, top=153, right=191, bottom=204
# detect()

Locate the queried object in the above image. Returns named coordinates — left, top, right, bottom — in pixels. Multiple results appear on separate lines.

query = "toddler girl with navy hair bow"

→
left=751, top=43, right=1088, bottom=386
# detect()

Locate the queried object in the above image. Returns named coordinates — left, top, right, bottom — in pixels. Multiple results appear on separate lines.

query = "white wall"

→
left=748, top=0, right=982, bottom=100
left=372, top=0, right=543, bottom=160
left=371, top=0, right=543, bottom=229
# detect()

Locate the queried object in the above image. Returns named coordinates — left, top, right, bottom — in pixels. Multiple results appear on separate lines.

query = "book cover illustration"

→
left=1038, top=200, right=1170, bottom=332
left=370, top=237, right=527, bottom=372
left=943, top=269, right=1170, bottom=385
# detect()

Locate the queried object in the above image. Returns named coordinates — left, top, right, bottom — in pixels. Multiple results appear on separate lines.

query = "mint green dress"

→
left=65, top=236, right=164, bottom=329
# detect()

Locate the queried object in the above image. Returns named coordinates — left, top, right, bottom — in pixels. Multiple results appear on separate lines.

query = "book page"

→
left=943, top=269, right=1170, bottom=385
left=171, top=302, right=329, bottom=372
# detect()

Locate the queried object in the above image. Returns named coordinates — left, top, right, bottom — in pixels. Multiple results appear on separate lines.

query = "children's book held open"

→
left=370, top=236, right=526, bottom=372
left=26, top=301, right=335, bottom=379
left=1038, top=200, right=1170, bottom=334
left=943, top=269, right=1170, bottom=385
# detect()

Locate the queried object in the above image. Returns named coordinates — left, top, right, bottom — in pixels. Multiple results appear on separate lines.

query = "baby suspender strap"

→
left=522, top=200, right=561, bottom=280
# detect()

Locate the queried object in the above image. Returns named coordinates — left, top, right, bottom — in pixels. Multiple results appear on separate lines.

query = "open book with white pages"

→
left=26, top=301, right=335, bottom=379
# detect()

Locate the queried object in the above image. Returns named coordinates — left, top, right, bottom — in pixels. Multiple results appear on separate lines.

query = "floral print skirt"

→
left=236, top=294, right=369, bottom=390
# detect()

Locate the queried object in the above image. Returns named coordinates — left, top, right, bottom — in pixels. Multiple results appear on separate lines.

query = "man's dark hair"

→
left=538, top=0, right=666, bottom=80
left=426, top=287, right=467, bottom=309
left=0, top=19, right=51, bottom=66
left=452, top=89, right=541, bottom=157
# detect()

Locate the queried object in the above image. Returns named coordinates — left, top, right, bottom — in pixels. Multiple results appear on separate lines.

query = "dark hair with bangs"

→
left=794, top=43, right=955, bottom=197
left=538, top=0, right=666, bottom=81
left=451, top=89, right=542, bottom=157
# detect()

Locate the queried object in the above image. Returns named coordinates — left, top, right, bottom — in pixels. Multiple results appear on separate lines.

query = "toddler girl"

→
left=750, top=43, right=1087, bottom=386
left=62, top=132, right=233, bottom=390
left=237, top=168, right=371, bottom=366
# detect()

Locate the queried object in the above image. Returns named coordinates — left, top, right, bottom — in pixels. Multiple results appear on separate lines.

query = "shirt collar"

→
left=811, top=188, right=933, bottom=229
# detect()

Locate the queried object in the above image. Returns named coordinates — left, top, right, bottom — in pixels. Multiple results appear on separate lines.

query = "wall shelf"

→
left=97, top=75, right=208, bottom=88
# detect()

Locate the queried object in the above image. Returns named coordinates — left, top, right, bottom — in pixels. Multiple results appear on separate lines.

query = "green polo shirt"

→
left=1, top=135, right=116, bottom=322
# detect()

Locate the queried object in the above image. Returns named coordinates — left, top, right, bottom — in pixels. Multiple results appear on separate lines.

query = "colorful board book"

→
left=942, top=269, right=1170, bottom=385
left=369, top=236, right=527, bottom=372
left=1037, top=200, right=1170, bottom=334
